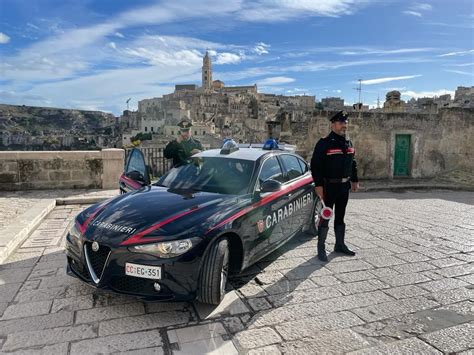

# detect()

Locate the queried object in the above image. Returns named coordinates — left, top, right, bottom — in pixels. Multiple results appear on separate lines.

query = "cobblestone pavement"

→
left=0, top=190, right=117, bottom=231
left=0, top=190, right=473, bottom=354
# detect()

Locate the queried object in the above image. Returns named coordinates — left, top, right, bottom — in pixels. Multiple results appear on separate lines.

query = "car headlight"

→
left=128, top=238, right=199, bottom=258
left=68, top=222, right=81, bottom=240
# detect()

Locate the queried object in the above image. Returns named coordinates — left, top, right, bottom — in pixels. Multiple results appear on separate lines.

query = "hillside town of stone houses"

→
left=1, top=51, right=473, bottom=180
left=118, top=52, right=474, bottom=180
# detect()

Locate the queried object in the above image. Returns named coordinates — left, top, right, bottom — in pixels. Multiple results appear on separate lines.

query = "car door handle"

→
left=283, top=194, right=292, bottom=200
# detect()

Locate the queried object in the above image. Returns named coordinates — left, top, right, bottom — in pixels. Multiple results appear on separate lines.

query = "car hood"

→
left=81, top=186, right=239, bottom=245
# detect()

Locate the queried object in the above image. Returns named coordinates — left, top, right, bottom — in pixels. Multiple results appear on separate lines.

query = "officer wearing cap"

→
left=164, top=118, right=203, bottom=167
left=310, top=111, right=359, bottom=262
left=221, top=124, right=233, bottom=145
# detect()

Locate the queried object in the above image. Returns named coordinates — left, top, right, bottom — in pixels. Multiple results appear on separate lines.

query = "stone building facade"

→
left=120, top=52, right=316, bottom=147
left=281, top=108, right=473, bottom=179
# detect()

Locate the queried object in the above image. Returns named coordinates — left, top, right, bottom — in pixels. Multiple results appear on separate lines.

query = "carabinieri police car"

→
left=66, top=140, right=321, bottom=304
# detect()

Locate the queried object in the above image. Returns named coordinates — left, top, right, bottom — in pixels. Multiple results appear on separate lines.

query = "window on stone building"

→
left=145, top=127, right=148, bottom=132
left=151, top=127, right=154, bottom=132
left=172, top=131, right=174, bottom=135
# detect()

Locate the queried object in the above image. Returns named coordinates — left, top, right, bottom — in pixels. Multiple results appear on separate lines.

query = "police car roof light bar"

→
left=220, top=139, right=240, bottom=155
left=237, top=142, right=296, bottom=153
left=263, top=139, right=279, bottom=150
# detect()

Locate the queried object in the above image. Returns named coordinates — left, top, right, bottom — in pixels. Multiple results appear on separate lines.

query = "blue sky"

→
left=1, top=0, right=473, bottom=114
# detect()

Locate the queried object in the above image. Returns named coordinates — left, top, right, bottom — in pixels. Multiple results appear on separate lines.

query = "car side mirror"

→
left=126, top=170, right=145, bottom=183
left=260, top=179, right=282, bottom=193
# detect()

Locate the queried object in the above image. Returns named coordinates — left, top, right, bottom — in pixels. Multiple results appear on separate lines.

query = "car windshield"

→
left=156, top=157, right=255, bottom=195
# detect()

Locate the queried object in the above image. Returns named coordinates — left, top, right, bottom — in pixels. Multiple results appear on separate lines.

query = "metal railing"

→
left=125, top=147, right=173, bottom=178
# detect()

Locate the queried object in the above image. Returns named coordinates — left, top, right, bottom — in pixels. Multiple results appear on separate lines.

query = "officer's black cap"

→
left=178, top=119, right=193, bottom=130
left=330, top=111, right=349, bottom=123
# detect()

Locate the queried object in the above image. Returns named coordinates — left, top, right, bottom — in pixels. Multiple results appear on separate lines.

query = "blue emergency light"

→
left=262, top=139, right=279, bottom=150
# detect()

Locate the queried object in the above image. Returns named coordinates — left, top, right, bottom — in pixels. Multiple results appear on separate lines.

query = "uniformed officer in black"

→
left=164, top=118, right=203, bottom=167
left=310, top=111, right=359, bottom=262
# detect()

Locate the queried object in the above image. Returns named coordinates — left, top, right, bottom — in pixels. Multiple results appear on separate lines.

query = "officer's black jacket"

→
left=310, top=131, right=358, bottom=187
left=164, top=137, right=203, bottom=167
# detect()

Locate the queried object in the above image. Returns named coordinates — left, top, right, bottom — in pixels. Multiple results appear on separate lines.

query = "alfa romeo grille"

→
left=84, top=242, right=110, bottom=284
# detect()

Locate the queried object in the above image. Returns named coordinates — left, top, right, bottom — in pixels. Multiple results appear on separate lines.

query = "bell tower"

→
left=202, top=51, right=212, bottom=90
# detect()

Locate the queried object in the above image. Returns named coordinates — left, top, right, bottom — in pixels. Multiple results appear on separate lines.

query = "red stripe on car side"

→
left=120, top=207, right=201, bottom=246
left=77, top=203, right=109, bottom=234
left=206, top=175, right=313, bottom=234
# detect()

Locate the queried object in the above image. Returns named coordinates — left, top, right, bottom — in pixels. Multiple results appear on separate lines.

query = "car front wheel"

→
left=197, top=238, right=229, bottom=305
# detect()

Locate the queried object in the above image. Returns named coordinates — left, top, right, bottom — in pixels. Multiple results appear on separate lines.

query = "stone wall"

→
left=0, top=149, right=124, bottom=190
left=297, top=108, right=473, bottom=179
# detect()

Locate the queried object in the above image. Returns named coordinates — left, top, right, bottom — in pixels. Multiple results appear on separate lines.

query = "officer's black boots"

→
left=317, top=226, right=329, bottom=262
left=334, top=224, right=355, bottom=256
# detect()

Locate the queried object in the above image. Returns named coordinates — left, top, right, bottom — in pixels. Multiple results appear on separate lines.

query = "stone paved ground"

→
left=0, top=190, right=473, bottom=354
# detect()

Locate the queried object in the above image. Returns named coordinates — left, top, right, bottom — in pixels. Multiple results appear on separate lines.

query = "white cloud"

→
left=340, top=47, right=433, bottom=56
left=124, top=47, right=203, bottom=67
left=107, top=42, right=116, bottom=49
left=0, top=32, right=10, bottom=44
left=254, top=42, right=270, bottom=55
left=444, top=69, right=473, bottom=76
left=438, top=49, right=474, bottom=57
left=217, top=57, right=432, bottom=84
left=383, top=87, right=407, bottom=91
left=0, top=1, right=245, bottom=82
left=288, top=58, right=431, bottom=72
left=403, top=11, right=422, bottom=17
left=215, top=52, right=242, bottom=64
left=257, top=76, right=295, bottom=85
left=401, top=89, right=455, bottom=99
left=239, top=0, right=374, bottom=22
left=121, top=35, right=245, bottom=66
left=114, top=32, right=125, bottom=38
left=1, top=64, right=193, bottom=113
left=411, top=3, right=432, bottom=11
left=360, top=75, right=422, bottom=85
left=448, top=62, right=474, bottom=67
left=403, top=3, right=431, bottom=18
left=425, top=21, right=474, bottom=29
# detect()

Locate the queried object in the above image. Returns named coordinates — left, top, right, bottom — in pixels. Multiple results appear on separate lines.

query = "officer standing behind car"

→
left=310, top=111, right=359, bottom=262
left=164, top=118, right=203, bottom=167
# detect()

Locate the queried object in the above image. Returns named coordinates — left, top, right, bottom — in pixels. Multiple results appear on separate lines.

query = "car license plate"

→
left=125, top=263, right=161, bottom=280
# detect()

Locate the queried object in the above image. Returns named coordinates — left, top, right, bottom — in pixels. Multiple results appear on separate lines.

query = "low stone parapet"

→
left=0, top=149, right=124, bottom=190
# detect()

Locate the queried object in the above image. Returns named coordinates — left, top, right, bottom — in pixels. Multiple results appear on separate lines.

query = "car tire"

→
left=307, top=196, right=322, bottom=236
left=197, top=238, right=229, bottom=305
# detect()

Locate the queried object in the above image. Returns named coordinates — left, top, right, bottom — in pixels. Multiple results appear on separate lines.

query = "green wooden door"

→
left=394, top=134, right=411, bottom=176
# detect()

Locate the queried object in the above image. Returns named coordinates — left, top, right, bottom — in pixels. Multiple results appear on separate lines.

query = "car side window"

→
left=258, top=157, right=285, bottom=185
left=297, top=157, right=309, bottom=173
left=280, top=154, right=304, bottom=181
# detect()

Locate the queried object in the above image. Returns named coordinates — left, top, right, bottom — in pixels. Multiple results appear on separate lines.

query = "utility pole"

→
left=352, top=78, right=363, bottom=117
left=357, top=79, right=362, bottom=106
left=377, top=94, right=380, bottom=109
